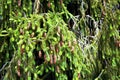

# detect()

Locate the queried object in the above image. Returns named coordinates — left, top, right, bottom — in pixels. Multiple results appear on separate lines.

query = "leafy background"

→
left=0, top=0, right=120, bottom=80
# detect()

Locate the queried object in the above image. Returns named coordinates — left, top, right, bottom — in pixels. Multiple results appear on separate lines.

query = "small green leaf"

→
left=5, top=5, right=7, bottom=9
left=17, top=40, right=23, bottom=45
left=7, top=0, right=11, bottom=4
left=28, top=77, right=31, bottom=80
left=11, top=37, right=14, bottom=42
left=28, top=52, right=32, bottom=57
left=45, top=68, right=49, bottom=73
left=29, top=43, right=33, bottom=49
left=22, top=44, right=25, bottom=49
left=26, top=46, right=30, bottom=51
left=110, top=25, right=113, bottom=30
left=19, top=35, right=24, bottom=39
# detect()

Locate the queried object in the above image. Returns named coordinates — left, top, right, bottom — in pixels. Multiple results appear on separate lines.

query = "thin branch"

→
left=0, top=62, right=8, bottom=72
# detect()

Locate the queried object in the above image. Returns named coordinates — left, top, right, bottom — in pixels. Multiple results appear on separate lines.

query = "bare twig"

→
left=0, top=62, right=8, bottom=72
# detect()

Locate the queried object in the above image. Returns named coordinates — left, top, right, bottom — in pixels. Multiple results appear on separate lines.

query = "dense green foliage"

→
left=0, top=0, right=120, bottom=80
